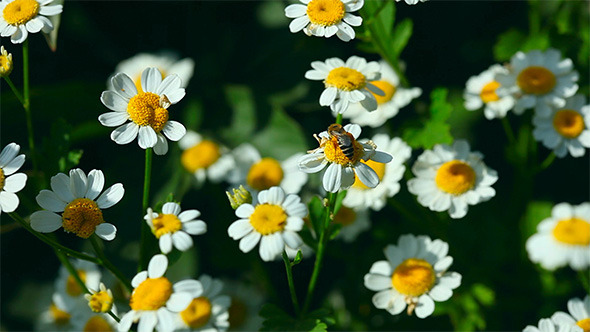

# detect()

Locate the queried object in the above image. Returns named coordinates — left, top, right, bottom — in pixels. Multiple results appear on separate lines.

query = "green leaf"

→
left=521, top=201, right=553, bottom=238
left=390, top=18, right=413, bottom=58
left=429, top=88, right=453, bottom=122
left=251, top=106, right=307, bottom=160
left=493, top=28, right=526, bottom=61
left=471, top=284, right=495, bottom=306
left=522, top=32, right=550, bottom=52
left=555, top=2, right=574, bottom=34
left=58, top=150, right=83, bottom=173
left=329, top=223, right=342, bottom=241
left=221, top=85, right=257, bottom=145
left=260, top=304, right=330, bottom=332
left=308, top=196, right=326, bottom=238
left=403, top=120, right=453, bottom=149
left=333, top=190, right=347, bottom=215
left=292, top=250, right=303, bottom=266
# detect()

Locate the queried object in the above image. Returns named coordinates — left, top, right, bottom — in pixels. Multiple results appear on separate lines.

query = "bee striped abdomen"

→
left=337, top=136, right=355, bottom=160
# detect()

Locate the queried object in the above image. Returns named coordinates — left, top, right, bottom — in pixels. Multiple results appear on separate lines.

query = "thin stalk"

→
left=2, top=76, right=25, bottom=106
left=537, top=152, right=556, bottom=172
left=335, top=113, right=343, bottom=125
left=501, top=117, right=516, bottom=144
left=282, top=251, right=300, bottom=316
left=139, top=148, right=153, bottom=271
left=22, top=39, right=38, bottom=172
left=90, top=236, right=133, bottom=292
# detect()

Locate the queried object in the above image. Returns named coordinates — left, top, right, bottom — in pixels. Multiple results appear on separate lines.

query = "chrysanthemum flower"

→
left=407, top=140, right=498, bottom=219
left=526, top=202, right=590, bottom=271
left=0, top=45, right=13, bottom=77
left=285, top=0, right=363, bottom=42
left=99, top=67, right=187, bottom=155
left=343, top=135, right=411, bottom=210
left=305, top=56, right=383, bottom=115
left=364, top=234, right=461, bottom=318
left=30, top=168, right=124, bottom=240
left=227, top=144, right=307, bottom=195
left=333, top=205, right=370, bottom=242
left=174, top=275, right=230, bottom=332
left=496, top=49, right=579, bottom=114
left=523, top=318, right=559, bottom=332
left=551, top=295, right=590, bottom=332
left=110, top=51, right=195, bottom=91
left=144, top=202, right=207, bottom=254
left=0, top=142, right=27, bottom=213
left=343, top=60, right=422, bottom=127
left=298, top=124, right=392, bottom=193
left=464, top=64, right=515, bottom=120
left=227, top=187, right=306, bottom=262
left=179, top=130, right=235, bottom=185
left=54, top=260, right=101, bottom=308
left=0, top=0, right=62, bottom=44
left=84, top=282, right=114, bottom=313
left=36, top=293, right=76, bottom=331
left=119, top=254, right=199, bottom=332
left=533, top=95, right=590, bottom=158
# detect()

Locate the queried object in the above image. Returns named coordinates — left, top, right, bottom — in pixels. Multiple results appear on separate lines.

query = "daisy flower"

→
left=222, top=280, right=265, bottom=331
left=30, top=168, right=124, bottom=241
left=298, top=123, right=393, bottom=193
left=463, top=64, right=515, bottom=120
left=99, top=67, right=187, bottom=155
left=343, top=135, right=411, bottom=211
left=227, top=186, right=306, bottom=262
left=523, top=318, right=559, bottom=332
left=0, top=0, right=62, bottom=44
left=227, top=143, right=307, bottom=196
left=84, top=282, right=114, bottom=313
left=333, top=205, right=370, bottom=242
left=285, top=0, right=363, bottom=42
left=109, top=51, right=195, bottom=91
left=144, top=202, right=207, bottom=254
left=533, top=95, right=590, bottom=158
left=305, top=56, right=383, bottom=115
left=36, top=293, right=77, bottom=331
left=496, top=49, right=579, bottom=114
left=364, top=234, right=462, bottom=318
left=174, top=275, right=230, bottom=332
left=343, top=60, right=422, bottom=127
left=0, top=45, right=13, bottom=77
left=0, top=142, right=27, bottom=213
left=119, top=254, right=198, bottom=332
left=552, top=295, right=590, bottom=332
left=526, top=202, right=590, bottom=271
left=54, top=259, right=101, bottom=309
left=407, top=140, right=498, bottom=219
left=179, top=130, right=235, bottom=185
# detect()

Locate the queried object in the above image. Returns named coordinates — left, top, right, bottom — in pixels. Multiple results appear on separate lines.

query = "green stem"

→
left=2, top=76, right=25, bottom=106
left=578, top=270, right=590, bottom=294
left=282, top=251, right=300, bottom=316
left=8, top=212, right=99, bottom=263
left=501, top=117, right=516, bottom=144
left=335, top=113, right=343, bottom=125
left=22, top=39, right=38, bottom=173
left=537, top=152, right=556, bottom=172
left=139, top=148, right=153, bottom=271
left=90, top=236, right=133, bottom=292
left=528, top=0, right=541, bottom=35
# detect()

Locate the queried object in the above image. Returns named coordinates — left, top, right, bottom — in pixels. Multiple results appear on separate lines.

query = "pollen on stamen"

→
left=130, top=277, right=173, bottom=311
left=306, top=0, right=345, bottom=26
left=151, top=213, right=183, bottom=238
left=246, top=158, right=284, bottom=191
left=61, top=198, right=105, bottom=239
left=325, top=67, right=367, bottom=91
left=249, top=204, right=287, bottom=235
left=2, top=0, right=40, bottom=25
left=127, top=92, right=169, bottom=133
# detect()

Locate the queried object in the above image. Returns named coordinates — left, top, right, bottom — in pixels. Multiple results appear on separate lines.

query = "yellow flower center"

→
left=435, top=160, right=476, bottom=195
left=180, top=296, right=212, bottom=329
left=552, top=217, right=590, bottom=245
left=249, top=204, right=287, bottom=235
left=49, top=303, right=71, bottom=326
left=133, top=69, right=167, bottom=94
left=325, top=67, right=366, bottom=91
left=516, top=66, right=556, bottom=95
left=577, top=318, right=590, bottom=332
left=181, top=140, right=221, bottom=173
left=370, top=80, right=396, bottom=105
left=62, top=198, right=105, bottom=239
left=65, top=269, right=87, bottom=296
left=480, top=80, right=501, bottom=103
left=83, top=316, right=113, bottom=332
left=228, top=298, right=247, bottom=328
left=151, top=213, right=182, bottom=238
left=0, top=167, right=5, bottom=191
left=391, top=258, right=436, bottom=297
left=130, top=277, right=173, bottom=311
left=323, top=135, right=364, bottom=165
left=246, top=158, right=284, bottom=191
left=2, top=0, right=39, bottom=25
left=333, top=206, right=356, bottom=226
left=306, top=0, right=345, bottom=26
left=127, top=92, right=169, bottom=133
left=352, top=160, right=385, bottom=190
left=553, top=109, right=585, bottom=139
left=88, top=290, right=113, bottom=313
left=0, top=51, right=12, bottom=77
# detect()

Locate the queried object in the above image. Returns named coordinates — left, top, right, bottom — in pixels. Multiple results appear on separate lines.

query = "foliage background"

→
left=1, top=1, right=588, bottom=331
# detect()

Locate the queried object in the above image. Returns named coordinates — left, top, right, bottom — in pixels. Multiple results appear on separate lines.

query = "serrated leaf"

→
left=251, top=106, right=307, bottom=160
left=309, top=322, right=328, bottom=332
left=403, top=121, right=453, bottom=149
left=391, top=18, right=413, bottom=58
left=493, top=29, right=526, bottom=61
left=221, top=85, right=256, bottom=145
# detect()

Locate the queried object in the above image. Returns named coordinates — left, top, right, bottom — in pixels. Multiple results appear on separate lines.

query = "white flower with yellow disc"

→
left=343, top=135, right=411, bottom=211
left=54, top=259, right=101, bottom=309
left=179, top=130, right=235, bottom=185
left=298, top=124, right=393, bottom=193
left=30, top=168, right=124, bottom=240
left=533, top=95, right=590, bottom=158
left=174, top=275, right=230, bottom=332
left=551, top=295, right=590, bottom=332
left=0, top=45, right=13, bottom=77
left=36, top=293, right=78, bottom=331
left=305, top=56, right=383, bottom=115
left=0, top=0, right=62, bottom=44
left=526, top=202, right=590, bottom=271
left=227, top=186, right=306, bottom=262
left=99, top=67, right=187, bottom=155
left=74, top=283, right=119, bottom=332
left=119, top=254, right=199, bottom=332
left=407, top=140, right=498, bottom=219
left=0, top=142, right=27, bottom=213
left=343, top=60, right=422, bottom=127
left=144, top=202, right=207, bottom=254
left=364, top=234, right=461, bottom=318
left=496, top=49, right=579, bottom=114
left=285, top=0, right=363, bottom=42
left=463, top=64, right=515, bottom=120
left=523, top=318, right=560, bottom=332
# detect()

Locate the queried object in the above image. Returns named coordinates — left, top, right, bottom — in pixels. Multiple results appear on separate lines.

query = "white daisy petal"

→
left=141, top=67, right=163, bottom=93
left=239, top=231, right=261, bottom=253
left=95, top=223, right=117, bottom=241
left=85, top=170, right=105, bottom=200
left=160, top=233, right=172, bottom=254
left=96, top=183, right=124, bottom=209
left=30, top=211, right=63, bottom=233
left=36, top=189, right=67, bottom=212
left=131, top=271, right=148, bottom=288
left=111, top=123, right=139, bottom=145
left=138, top=126, right=158, bottom=149
left=137, top=311, right=157, bottom=332
left=162, top=121, right=186, bottom=142
left=147, top=254, right=168, bottom=279
left=172, top=231, right=193, bottom=251
left=415, top=295, right=435, bottom=318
